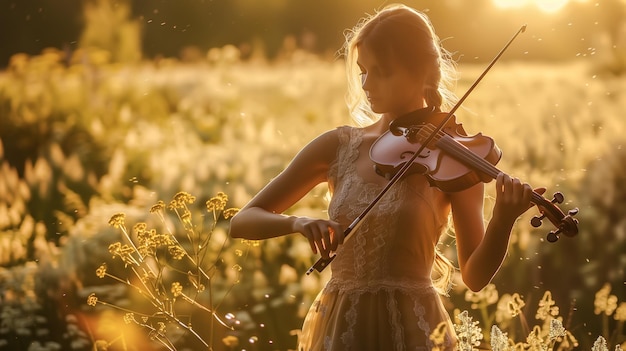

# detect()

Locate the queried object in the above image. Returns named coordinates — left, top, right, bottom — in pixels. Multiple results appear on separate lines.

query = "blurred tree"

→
left=79, top=0, right=141, bottom=63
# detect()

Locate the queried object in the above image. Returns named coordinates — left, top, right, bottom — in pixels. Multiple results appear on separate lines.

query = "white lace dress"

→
left=298, top=126, right=457, bottom=351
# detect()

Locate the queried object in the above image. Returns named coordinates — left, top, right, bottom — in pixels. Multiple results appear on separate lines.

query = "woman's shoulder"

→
left=296, top=126, right=361, bottom=165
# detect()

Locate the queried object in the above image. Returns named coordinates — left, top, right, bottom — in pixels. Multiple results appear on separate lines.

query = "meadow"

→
left=0, top=45, right=625, bottom=350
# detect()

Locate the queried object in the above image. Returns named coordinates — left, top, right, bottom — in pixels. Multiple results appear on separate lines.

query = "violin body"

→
left=370, top=111, right=502, bottom=192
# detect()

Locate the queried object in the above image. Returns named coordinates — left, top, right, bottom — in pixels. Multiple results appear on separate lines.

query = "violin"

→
left=369, top=106, right=579, bottom=243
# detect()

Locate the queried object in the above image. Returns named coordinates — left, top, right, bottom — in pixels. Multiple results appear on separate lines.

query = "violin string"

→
left=419, top=124, right=546, bottom=205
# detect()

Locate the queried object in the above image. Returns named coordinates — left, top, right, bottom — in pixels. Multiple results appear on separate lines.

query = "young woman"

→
left=230, top=4, right=537, bottom=350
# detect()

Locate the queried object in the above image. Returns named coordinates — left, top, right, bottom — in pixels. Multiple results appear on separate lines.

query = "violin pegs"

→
left=568, top=208, right=579, bottom=216
left=551, top=192, right=565, bottom=204
left=531, top=214, right=545, bottom=228
left=546, top=230, right=560, bottom=243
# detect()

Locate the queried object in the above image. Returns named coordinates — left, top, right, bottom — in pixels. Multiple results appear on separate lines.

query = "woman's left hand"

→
left=493, top=173, right=545, bottom=222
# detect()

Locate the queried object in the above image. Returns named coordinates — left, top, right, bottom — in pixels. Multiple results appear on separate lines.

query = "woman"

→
left=229, top=4, right=536, bottom=350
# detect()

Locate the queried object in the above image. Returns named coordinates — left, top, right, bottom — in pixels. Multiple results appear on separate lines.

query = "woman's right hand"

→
left=292, top=217, right=344, bottom=259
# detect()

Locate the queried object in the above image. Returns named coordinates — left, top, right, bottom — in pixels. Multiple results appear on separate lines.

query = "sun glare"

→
left=492, top=0, right=573, bottom=13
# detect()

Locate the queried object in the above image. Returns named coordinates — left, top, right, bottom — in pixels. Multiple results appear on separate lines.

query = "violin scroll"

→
left=530, top=191, right=579, bottom=243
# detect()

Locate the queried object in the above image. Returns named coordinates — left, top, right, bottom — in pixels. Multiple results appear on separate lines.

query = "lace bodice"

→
left=298, top=126, right=458, bottom=351
left=326, top=126, right=450, bottom=291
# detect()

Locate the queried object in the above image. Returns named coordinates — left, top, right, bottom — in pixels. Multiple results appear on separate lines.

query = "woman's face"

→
left=357, top=43, right=426, bottom=117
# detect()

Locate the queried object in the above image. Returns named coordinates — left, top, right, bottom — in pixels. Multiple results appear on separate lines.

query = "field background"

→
left=1, top=0, right=625, bottom=350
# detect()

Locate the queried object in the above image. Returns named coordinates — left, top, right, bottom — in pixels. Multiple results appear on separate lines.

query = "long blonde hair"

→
left=342, top=4, right=458, bottom=127
left=342, top=4, right=458, bottom=294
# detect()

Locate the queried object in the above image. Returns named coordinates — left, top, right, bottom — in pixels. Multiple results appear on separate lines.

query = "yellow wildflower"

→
left=429, top=321, right=449, bottom=349
left=108, top=213, right=126, bottom=228
left=454, top=310, right=483, bottom=350
left=241, top=239, right=260, bottom=247
left=169, top=191, right=196, bottom=210
left=123, top=313, right=136, bottom=325
left=157, top=322, right=166, bottom=335
left=615, top=302, right=626, bottom=321
left=525, top=325, right=544, bottom=350
left=133, top=222, right=148, bottom=235
left=464, top=283, right=498, bottom=309
left=222, top=335, right=239, bottom=347
left=223, top=207, right=240, bottom=219
left=507, top=293, right=525, bottom=317
left=149, top=200, right=165, bottom=213
left=206, top=192, right=228, bottom=212
left=87, top=293, right=98, bottom=306
left=536, top=291, right=559, bottom=320
left=559, top=330, right=580, bottom=349
left=168, top=245, right=186, bottom=260
left=594, top=283, right=618, bottom=316
left=93, top=340, right=109, bottom=351
left=490, top=325, right=510, bottom=351
left=108, top=242, right=137, bottom=265
left=548, top=318, right=566, bottom=342
left=592, top=336, right=608, bottom=351
left=96, top=264, right=107, bottom=278
left=171, top=282, right=183, bottom=297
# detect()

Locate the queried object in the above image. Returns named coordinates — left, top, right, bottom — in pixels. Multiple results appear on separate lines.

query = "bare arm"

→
left=450, top=173, right=535, bottom=292
left=229, top=129, right=345, bottom=258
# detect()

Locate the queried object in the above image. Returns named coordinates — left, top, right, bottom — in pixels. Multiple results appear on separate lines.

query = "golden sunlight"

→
left=492, top=0, right=585, bottom=13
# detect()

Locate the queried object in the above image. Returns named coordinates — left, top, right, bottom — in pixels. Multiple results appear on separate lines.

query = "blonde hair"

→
left=342, top=4, right=458, bottom=294
left=342, top=4, right=458, bottom=127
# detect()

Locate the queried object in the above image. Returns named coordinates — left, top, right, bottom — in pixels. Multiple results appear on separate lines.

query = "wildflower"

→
left=133, top=222, right=148, bottom=236
left=525, top=325, right=544, bottom=351
left=454, top=310, right=483, bottom=351
left=171, top=282, right=183, bottom=297
left=594, top=283, right=618, bottom=316
left=140, top=270, right=157, bottom=285
left=223, top=207, right=240, bottom=219
left=157, top=322, right=166, bottom=335
left=96, top=264, right=107, bottom=278
left=507, top=293, right=525, bottom=317
left=108, top=242, right=137, bottom=266
left=615, top=302, right=626, bottom=321
left=93, top=340, right=109, bottom=351
left=168, top=245, right=186, bottom=260
left=108, top=213, right=126, bottom=228
left=592, top=336, right=608, bottom=351
left=429, top=321, right=450, bottom=350
left=222, top=335, right=239, bottom=347
left=465, top=283, right=498, bottom=309
left=169, top=191, right=196, bottom=210
left=557, top=330, right=580, bottom=349
left=87, top=293, right=98, bottom=306
left=241, top=239, right=260, bottom=247
left=536, top=291, right=559, bottom=320
left=206, top=192, right=228, bottom=212
left=494, top=294, right=513, bottom=325
left=123, top=313, right=136, bottom=325
left=548, top=318, right=566, bottom=342
left=149, top=200, right=165, bottom=213
left=490, top=325, right=510, bottom=351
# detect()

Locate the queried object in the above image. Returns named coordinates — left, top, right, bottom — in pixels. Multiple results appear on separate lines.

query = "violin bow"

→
left=306, top=24, right=528, bottom=275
